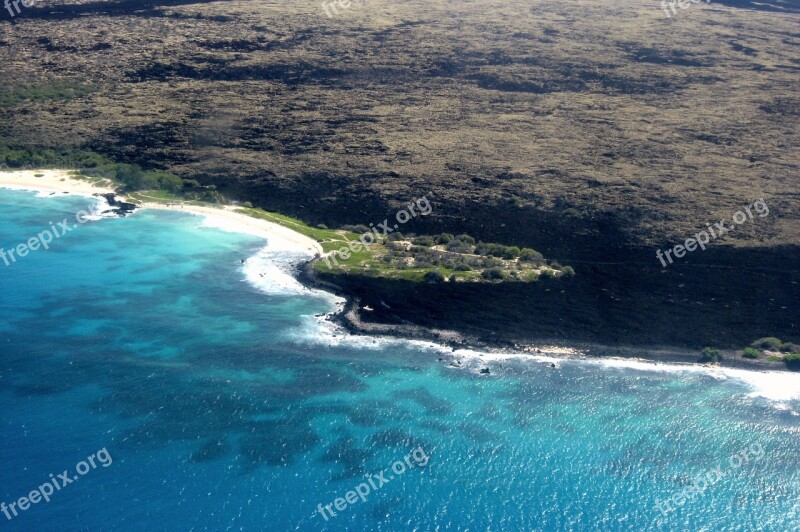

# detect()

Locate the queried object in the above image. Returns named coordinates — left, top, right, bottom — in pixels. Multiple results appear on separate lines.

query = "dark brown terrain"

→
left=1, top=0, right=798, bottom=350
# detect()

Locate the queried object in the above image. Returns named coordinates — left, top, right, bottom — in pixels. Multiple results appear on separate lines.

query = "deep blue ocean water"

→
left=1, top=188, right=799, bottom=531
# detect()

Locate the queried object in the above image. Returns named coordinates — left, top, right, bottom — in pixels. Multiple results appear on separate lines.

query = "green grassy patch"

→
left=0, top=80, right=95, bottom=107
left=236, top=208, right=356, bottom=253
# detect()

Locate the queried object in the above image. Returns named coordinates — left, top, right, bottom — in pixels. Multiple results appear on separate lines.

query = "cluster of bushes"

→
left=423, top=270, right=446, bottom=283
left=481, top=268, right=505, bottom=281
left=341, top=224, right=371, bottom=234
left=742, top=348, right=760, bottom=359
left=743, top=339, right=800, bottom=369
left=750, top=337, right=800, bottom=353
left=0, top=145, right=107, bottom=169
left=383, top=243, right=504, bottom=271
left=327, top=227, right=573, bottom=281
left=0, top=145, right=220, bottom=199
left=699, top=347, right=723, bottom=363
left=785, top=353, right=800, bottom=371
left=398, top=232, right=555, bottom=267
left=80, top=163, right=185, bottom=192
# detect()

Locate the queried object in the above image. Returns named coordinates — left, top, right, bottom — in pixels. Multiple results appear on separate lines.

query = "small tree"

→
left=751, top=337, right=782, bottom=350
left=423, top=270, right=446, bottom=283
left=785, top=353, right=800, bottom=370
left=437, top=233, right=454, bottom=244
left=742, top=348, right=760, bottom=359
left=519, top=248, right=541, bottom=261
left=481, top=268, right=506, bottom=281
left=699, top=347, right=723, bottom=363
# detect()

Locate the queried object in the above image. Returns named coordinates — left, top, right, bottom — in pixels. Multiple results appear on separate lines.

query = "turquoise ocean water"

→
left=1, top=188, right=798, bottom=531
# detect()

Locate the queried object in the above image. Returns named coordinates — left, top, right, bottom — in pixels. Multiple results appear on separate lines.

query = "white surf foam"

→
left=716, top=367, right=800, bottom=403
left=446, top=346, right=800, bottom=404
left=182, top=200, right=800, bottom=406
left=285, top=313, right=446, bottom=352
left=242, top=245, right=318, bottom=296
left=1, top=185, right=118, bottom=220
left=80, top=197, right=120, bottom=220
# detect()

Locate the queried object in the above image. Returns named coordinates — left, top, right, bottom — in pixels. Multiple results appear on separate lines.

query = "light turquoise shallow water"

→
left=0, top=188, right=798, bottom=531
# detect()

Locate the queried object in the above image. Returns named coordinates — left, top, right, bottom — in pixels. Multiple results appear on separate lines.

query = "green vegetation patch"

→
left=751, top=337, right=783, bottom=350
left=699, top=347, right=723, bottom=363
left=784, top=353, right=800, bottom=370
left=0, top=80, right=95, bottom=107
left=749, top=337, right=800, bottom=353
left=742, top=347, right=760, bottom=359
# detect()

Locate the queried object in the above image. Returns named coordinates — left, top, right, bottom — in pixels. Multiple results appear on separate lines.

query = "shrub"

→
left=436, top=233, right=454, bottom=244
left=241, top=201, right=254, bottom=209
left=474, top=243, right=505, bottom=257
left=742, top=348, right=760, bottom=359
left=561, top=265, right=576, bottom=276
left=423, top=270, right=446, bottom=283
left=751, top=337, right=783, bottom=350
left=519, top=248, right=542, bottom=261
left=412, top=236, right=435, bottom=246
left=446, top=241, right=473, bottom=253
left=454, top=263, right=472, bottom=271
left=780, top=342, right=800, bottom=353
left=785, top=353, right=800, bottom=370
left=455, top=234, right=476, bottom=245
left=150, top=171, right=184, bottom=192
left=502, top=246, right=521, bottom=259
left=341, top=224, right=370, bottom=234
left=481, top=268, right=506, bottom=281
left=699, top=347, right=723, bottom=363
left=388, top=232, right=405, bottom=241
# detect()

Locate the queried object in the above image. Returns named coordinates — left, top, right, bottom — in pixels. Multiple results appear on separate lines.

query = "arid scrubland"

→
left=1, top=0, right=797, bottom=252
left=1, top=0, right=797, bottom=346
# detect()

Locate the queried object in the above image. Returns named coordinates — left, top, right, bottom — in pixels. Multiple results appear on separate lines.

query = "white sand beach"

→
left=0, top=169, right=116, bottom=197
left=0, top=169, right=323, bottom=255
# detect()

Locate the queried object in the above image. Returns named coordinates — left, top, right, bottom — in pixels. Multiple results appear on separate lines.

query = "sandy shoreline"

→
left=0, top=169, right=116, bottom=196
left=0, top=169, right=322, bottom=255
left=3, top=169, right=799, bottom=386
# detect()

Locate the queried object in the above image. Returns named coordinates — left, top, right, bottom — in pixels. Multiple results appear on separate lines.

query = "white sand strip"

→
left=141, top=202, right=322, bottom=255
left=0, top=169, right=116, bottom=197
left=0, top=169, right=322, bottom=255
